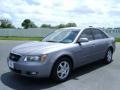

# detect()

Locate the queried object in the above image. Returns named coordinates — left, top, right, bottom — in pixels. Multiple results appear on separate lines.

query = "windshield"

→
left=43, top=30, right=79, bottom=43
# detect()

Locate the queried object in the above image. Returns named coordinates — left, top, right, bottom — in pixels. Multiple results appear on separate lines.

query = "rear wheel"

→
left=104, top=49, right=113, bottom=64
left=51, top=57, right=72, bottom=82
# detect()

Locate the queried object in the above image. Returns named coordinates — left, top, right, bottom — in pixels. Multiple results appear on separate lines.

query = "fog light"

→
left=27, top=71, right=38, bottom=75
left=31, top=72, right=37, bottom=75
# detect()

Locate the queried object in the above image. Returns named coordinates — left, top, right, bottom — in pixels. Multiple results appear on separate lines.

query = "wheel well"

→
left=50, top=55, right=74, bottom=77
left=109, top=46, right=113, bottom=53
left=57, top=55, right=74, bottom=68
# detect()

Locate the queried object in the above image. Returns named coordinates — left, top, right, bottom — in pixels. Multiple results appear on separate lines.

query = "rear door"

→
left=92, top=28, right=109, bottom=61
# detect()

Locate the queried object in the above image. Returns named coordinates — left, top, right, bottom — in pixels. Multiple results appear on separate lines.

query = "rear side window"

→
left=92, top=29, right=108, bottom=39
left=80, top=29, right=94, bottom=41
left=100, top=30, right=108, bottom=38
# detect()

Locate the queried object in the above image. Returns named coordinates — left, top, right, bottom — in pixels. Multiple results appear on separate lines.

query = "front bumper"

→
left=7, top=58, right=52, bottom=77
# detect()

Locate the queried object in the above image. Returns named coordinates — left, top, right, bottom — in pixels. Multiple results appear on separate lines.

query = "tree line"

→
left=0, top=19, right=15, bottom=28
left=0, top=19, right=77, bottom=29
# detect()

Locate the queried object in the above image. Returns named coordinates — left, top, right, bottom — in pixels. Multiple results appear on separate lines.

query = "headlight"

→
left=24, top=54, right=47, bottom=63
left=24, top=56, right=40, bottom=61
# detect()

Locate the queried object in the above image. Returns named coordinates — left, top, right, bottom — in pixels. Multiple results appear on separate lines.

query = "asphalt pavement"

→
left=0, top=40, right=120, bottom=90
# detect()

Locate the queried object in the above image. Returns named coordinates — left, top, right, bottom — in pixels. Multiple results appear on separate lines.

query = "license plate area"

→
left=8, top=60, right=14, bottom=69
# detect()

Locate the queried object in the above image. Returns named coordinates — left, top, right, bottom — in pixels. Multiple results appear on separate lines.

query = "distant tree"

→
left=40, top=22, right=77, bottom=29
left=57, top=24, right=65, bottom=28
left=40, top=24, right=51, bottom=28
left=30, top=22, right=37, bottom=28
left=65, top=23, right=77, bottom=27
left=0, top=19, right=15, bottom=28
left=55, top=22, right=77, bottom=28
left=21, top=19, right=37, bottom=29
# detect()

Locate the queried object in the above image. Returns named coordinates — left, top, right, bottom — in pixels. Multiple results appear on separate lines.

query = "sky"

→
left=0, top=0, right=120, bottom=28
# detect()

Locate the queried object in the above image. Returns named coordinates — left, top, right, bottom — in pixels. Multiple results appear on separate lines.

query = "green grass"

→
left=0, top=36, right=43, bottom=41
left=115, top=38, right=120, bottom=42
left=0, top=36, right=120, bottom=42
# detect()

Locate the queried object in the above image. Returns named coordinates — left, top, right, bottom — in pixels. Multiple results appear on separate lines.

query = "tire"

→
left=50, top=57, right=72, bottom=82
left=104, top=49, right=113, bottom=64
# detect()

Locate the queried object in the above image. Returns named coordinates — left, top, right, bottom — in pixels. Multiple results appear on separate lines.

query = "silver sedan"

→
left=7, top=27, right=116, bottom=82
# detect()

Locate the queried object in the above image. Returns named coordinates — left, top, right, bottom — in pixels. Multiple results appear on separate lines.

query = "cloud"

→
left=109, top=10, right=120, bottom=16
left=69, top=6, right=95, bottom=15
left=0, top=0, right=120, bottom=27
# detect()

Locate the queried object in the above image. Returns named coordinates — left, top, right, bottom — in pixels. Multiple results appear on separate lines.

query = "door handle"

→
left=92, top=44, right=95, bottom=47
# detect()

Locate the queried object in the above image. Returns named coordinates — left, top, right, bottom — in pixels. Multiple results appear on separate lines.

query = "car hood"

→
left=11, top=41, right=70, bottom=55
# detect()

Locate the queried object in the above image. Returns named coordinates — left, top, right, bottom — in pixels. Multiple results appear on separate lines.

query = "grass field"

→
left=115, top=38, right=120, bottom=42
left=0, top=36, right=42, bottom=41
left=0, top=36, right=120, bottom=42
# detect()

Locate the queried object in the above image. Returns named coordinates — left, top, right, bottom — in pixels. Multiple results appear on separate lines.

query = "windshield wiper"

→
left=46, top=40, right=57, bottom=42
left=59, top=41, right=70, bottom=43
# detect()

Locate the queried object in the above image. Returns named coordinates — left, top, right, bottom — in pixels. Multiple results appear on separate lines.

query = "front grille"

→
left=9, top=53, right=21, bottom=62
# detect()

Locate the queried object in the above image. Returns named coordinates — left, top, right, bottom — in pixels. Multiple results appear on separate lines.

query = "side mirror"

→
left=77, top=38, right=89, bottom=43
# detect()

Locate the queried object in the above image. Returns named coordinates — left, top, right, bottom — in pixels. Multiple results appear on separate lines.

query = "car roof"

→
left=59, top=27, right=101, bottom=31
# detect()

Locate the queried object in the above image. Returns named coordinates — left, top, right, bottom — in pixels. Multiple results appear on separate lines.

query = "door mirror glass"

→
left=78, top=38, right=89, bottom=43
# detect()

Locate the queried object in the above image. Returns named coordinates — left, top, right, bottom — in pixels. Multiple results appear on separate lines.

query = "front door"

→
left=74, top=29, right=95, bottom=67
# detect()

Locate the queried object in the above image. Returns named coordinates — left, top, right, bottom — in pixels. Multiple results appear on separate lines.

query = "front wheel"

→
left=51, top=58, right=72, bottom=82
left=104, top=49, right=113, bottom=64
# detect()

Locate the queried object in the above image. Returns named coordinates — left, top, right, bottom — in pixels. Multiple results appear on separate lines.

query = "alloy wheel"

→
left=57, top=61, right=70, bottom=80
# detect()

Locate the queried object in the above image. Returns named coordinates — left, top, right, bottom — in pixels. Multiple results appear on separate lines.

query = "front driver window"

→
left=80, top=29, right=94, bottom=41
